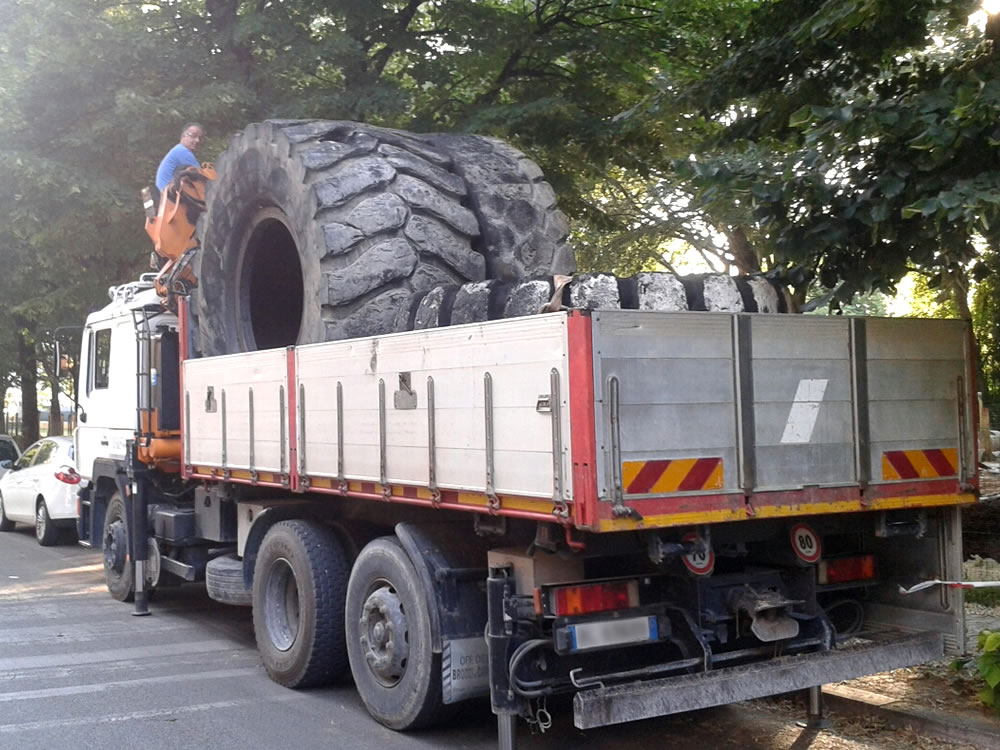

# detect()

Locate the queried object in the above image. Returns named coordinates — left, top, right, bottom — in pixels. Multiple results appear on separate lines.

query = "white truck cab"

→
left=75, top=274, right=177, bottom=488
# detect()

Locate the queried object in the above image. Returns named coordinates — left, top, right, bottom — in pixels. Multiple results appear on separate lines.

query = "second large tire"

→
left=252, top=520, right=350, bottom=688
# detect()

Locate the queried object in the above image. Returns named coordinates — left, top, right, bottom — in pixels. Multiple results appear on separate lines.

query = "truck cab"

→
left=75, top=273, right=180, bottom=544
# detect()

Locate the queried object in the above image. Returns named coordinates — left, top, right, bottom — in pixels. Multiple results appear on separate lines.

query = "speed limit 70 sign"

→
left=789, top=523, right=821, bottom=563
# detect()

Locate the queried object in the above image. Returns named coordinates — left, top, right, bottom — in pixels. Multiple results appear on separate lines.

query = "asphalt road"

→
left=0, top=526, right=949, bottom=750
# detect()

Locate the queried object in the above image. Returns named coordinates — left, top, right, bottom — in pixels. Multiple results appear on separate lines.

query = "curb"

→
left=823, top=684, right=1000, bottom=749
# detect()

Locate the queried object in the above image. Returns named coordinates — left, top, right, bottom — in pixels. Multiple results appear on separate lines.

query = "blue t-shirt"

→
left=156, top=143, right=200, bottom=190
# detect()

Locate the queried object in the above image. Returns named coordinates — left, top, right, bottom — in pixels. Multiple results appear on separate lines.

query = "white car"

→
left=0, top=436, right=80, bottom=545
left=0, top=435, right=19, bottom=480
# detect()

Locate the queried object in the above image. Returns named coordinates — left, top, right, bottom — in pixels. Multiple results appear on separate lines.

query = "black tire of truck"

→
left=102, top=492, right=134, bottom=603
left=345, top=536, right=448, bottom=731
left=205, top=552, right=253, bottom=606
left=397, top=271, right=789, bottom=332
left=422, top=132, right=577, bottom=281
left=192, top=120, right=573, bottom=356
left=252, top=520, right=350, bottom=688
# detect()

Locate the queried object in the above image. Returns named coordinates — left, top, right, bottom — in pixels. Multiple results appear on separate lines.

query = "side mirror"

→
left=0, top=460, right=10, bottom=470
left=54, top=341, right=74, bottom=378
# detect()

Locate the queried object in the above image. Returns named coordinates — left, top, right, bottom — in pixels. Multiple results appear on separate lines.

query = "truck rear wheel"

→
left=346, top=536, right=446, bottom=730
left=102, top=492, right=133, bottom=602
left=252, top=520, right=350, bottom=687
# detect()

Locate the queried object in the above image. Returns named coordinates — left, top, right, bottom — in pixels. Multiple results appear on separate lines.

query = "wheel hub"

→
left=104, top=520, right=127, bottom=573
left=36, top=505, right=46, bottom=539
left=264, top=558, right=300, bottom=652
left=359, top=586, right=410, bottom=685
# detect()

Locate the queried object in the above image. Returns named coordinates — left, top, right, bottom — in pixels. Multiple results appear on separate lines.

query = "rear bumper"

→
left=573, top=630, right=942, bottom=729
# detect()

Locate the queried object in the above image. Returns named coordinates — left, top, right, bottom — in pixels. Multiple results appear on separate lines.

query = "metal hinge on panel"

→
left=248, top=388, right=258, bottom=483
left=484, top=372, right=500, bottom=513
left=395, top=372, right=418, bottom=410
left=607, top=376, right=628, bottom=516
left=379, top=379, right=390, bottom=500
left=427, top=376, right=441, bottom=506
left=184, top=391, right=191, bottom=469
left=336, top=382, right=347, bottom=493
left=279, top=385, right=289, bottom=488
left=549, top=369, right=569, bottom=520
left=221, top=389, right=230, bottom=480
left=298, top=383, right=310, bottom=489
left=956, top=375, right=971, bottom=487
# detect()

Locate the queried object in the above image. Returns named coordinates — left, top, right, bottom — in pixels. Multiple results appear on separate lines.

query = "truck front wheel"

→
left=346, top=536, right=446, bottom=730
left=252, top=520, right=349, bottom=688
left=102, top=492, right=133, bottom=602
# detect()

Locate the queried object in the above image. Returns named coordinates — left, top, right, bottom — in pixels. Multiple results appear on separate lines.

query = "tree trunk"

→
left=48, top=381, right=63, bottom=436
left=40, top=346, right=63, bottom=437
left=16, top=328, right=39, bottom=448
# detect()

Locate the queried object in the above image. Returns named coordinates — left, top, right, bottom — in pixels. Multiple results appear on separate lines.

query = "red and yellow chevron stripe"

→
left=881, top=449, right=958, bottom=481
left=623, top=457, right=724, bottom=495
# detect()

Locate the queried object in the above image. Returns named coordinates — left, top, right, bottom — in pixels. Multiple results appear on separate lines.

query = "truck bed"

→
left=182, top=310, right=976, bottom=530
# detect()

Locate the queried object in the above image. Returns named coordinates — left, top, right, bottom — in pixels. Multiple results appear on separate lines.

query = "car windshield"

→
left=34, top=441, right=57, bottom=465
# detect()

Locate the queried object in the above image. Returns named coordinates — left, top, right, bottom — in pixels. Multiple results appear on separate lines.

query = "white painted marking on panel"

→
left=781, top=379, right=828, bottom=444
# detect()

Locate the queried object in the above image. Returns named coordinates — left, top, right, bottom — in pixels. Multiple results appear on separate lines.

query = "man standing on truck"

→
left=155, top=123, right=204, bottom=191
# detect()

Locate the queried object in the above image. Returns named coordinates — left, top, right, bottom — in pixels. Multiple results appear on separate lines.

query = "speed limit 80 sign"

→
left=789, top=523, right=821, bottom=564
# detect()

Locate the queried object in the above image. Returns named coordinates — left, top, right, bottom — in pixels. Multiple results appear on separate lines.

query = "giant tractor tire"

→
left=193, top=120, right=574, bottom=356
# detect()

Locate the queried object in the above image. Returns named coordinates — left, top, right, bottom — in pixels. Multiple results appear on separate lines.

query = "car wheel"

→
left=36, top=499, right=58, bottom=546
left=0, top=493, right=14, bottom=532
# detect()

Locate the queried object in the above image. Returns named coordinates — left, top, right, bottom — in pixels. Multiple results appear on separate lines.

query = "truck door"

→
left=76, top=321, right=136, bottom=477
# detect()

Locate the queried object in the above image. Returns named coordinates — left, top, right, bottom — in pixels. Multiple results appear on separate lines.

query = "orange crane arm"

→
left=142, top=164, right=216, bottom=300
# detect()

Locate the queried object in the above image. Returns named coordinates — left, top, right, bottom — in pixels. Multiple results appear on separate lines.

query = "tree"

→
left=645, top=0, right=999, bottom=310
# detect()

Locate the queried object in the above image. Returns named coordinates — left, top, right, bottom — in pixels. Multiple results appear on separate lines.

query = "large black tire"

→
left=423, top=133, right=577, bottom=281
left=194, top=120, right=579, bottom=355
left=345, top=536, right=446, bottom=731
left=252, top=520, right=350, bottom=688
left=102, top=492, right=134, bottom=602
left=206, top=553, right=253, bottom=606
left=35, top=498, right=58, bottom=547
left=0, top=493, right=14, bottom=532
left=396, top=271, right=788, bottom=331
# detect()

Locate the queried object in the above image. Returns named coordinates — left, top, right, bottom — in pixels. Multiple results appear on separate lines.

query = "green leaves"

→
left=976, top=629, right=1000, bottom=713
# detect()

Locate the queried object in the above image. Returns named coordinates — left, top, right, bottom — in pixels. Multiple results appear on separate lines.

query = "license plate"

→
left=569, top=616, right=657, bottom=652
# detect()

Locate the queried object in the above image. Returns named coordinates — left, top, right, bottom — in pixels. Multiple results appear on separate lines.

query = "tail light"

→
left=818, top=555, right=876, bottom=585
left=550, top=580, right=639, bottom=616
left=54, top=466, right=81, bottom=485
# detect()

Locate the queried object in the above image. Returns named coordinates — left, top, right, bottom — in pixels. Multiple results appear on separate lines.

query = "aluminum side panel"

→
left=750, top=316, right=855, bottom=489
left=183, top=349, right=288, bottom=472
left=592, top=312, right=739, bottom=499
left=865, top=318, right=972, bottom=484
left=295, top=315, right=572, bottom=499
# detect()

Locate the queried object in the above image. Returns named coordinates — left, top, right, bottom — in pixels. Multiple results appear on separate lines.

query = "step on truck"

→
left=72, top=121, right=976, bottom=746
